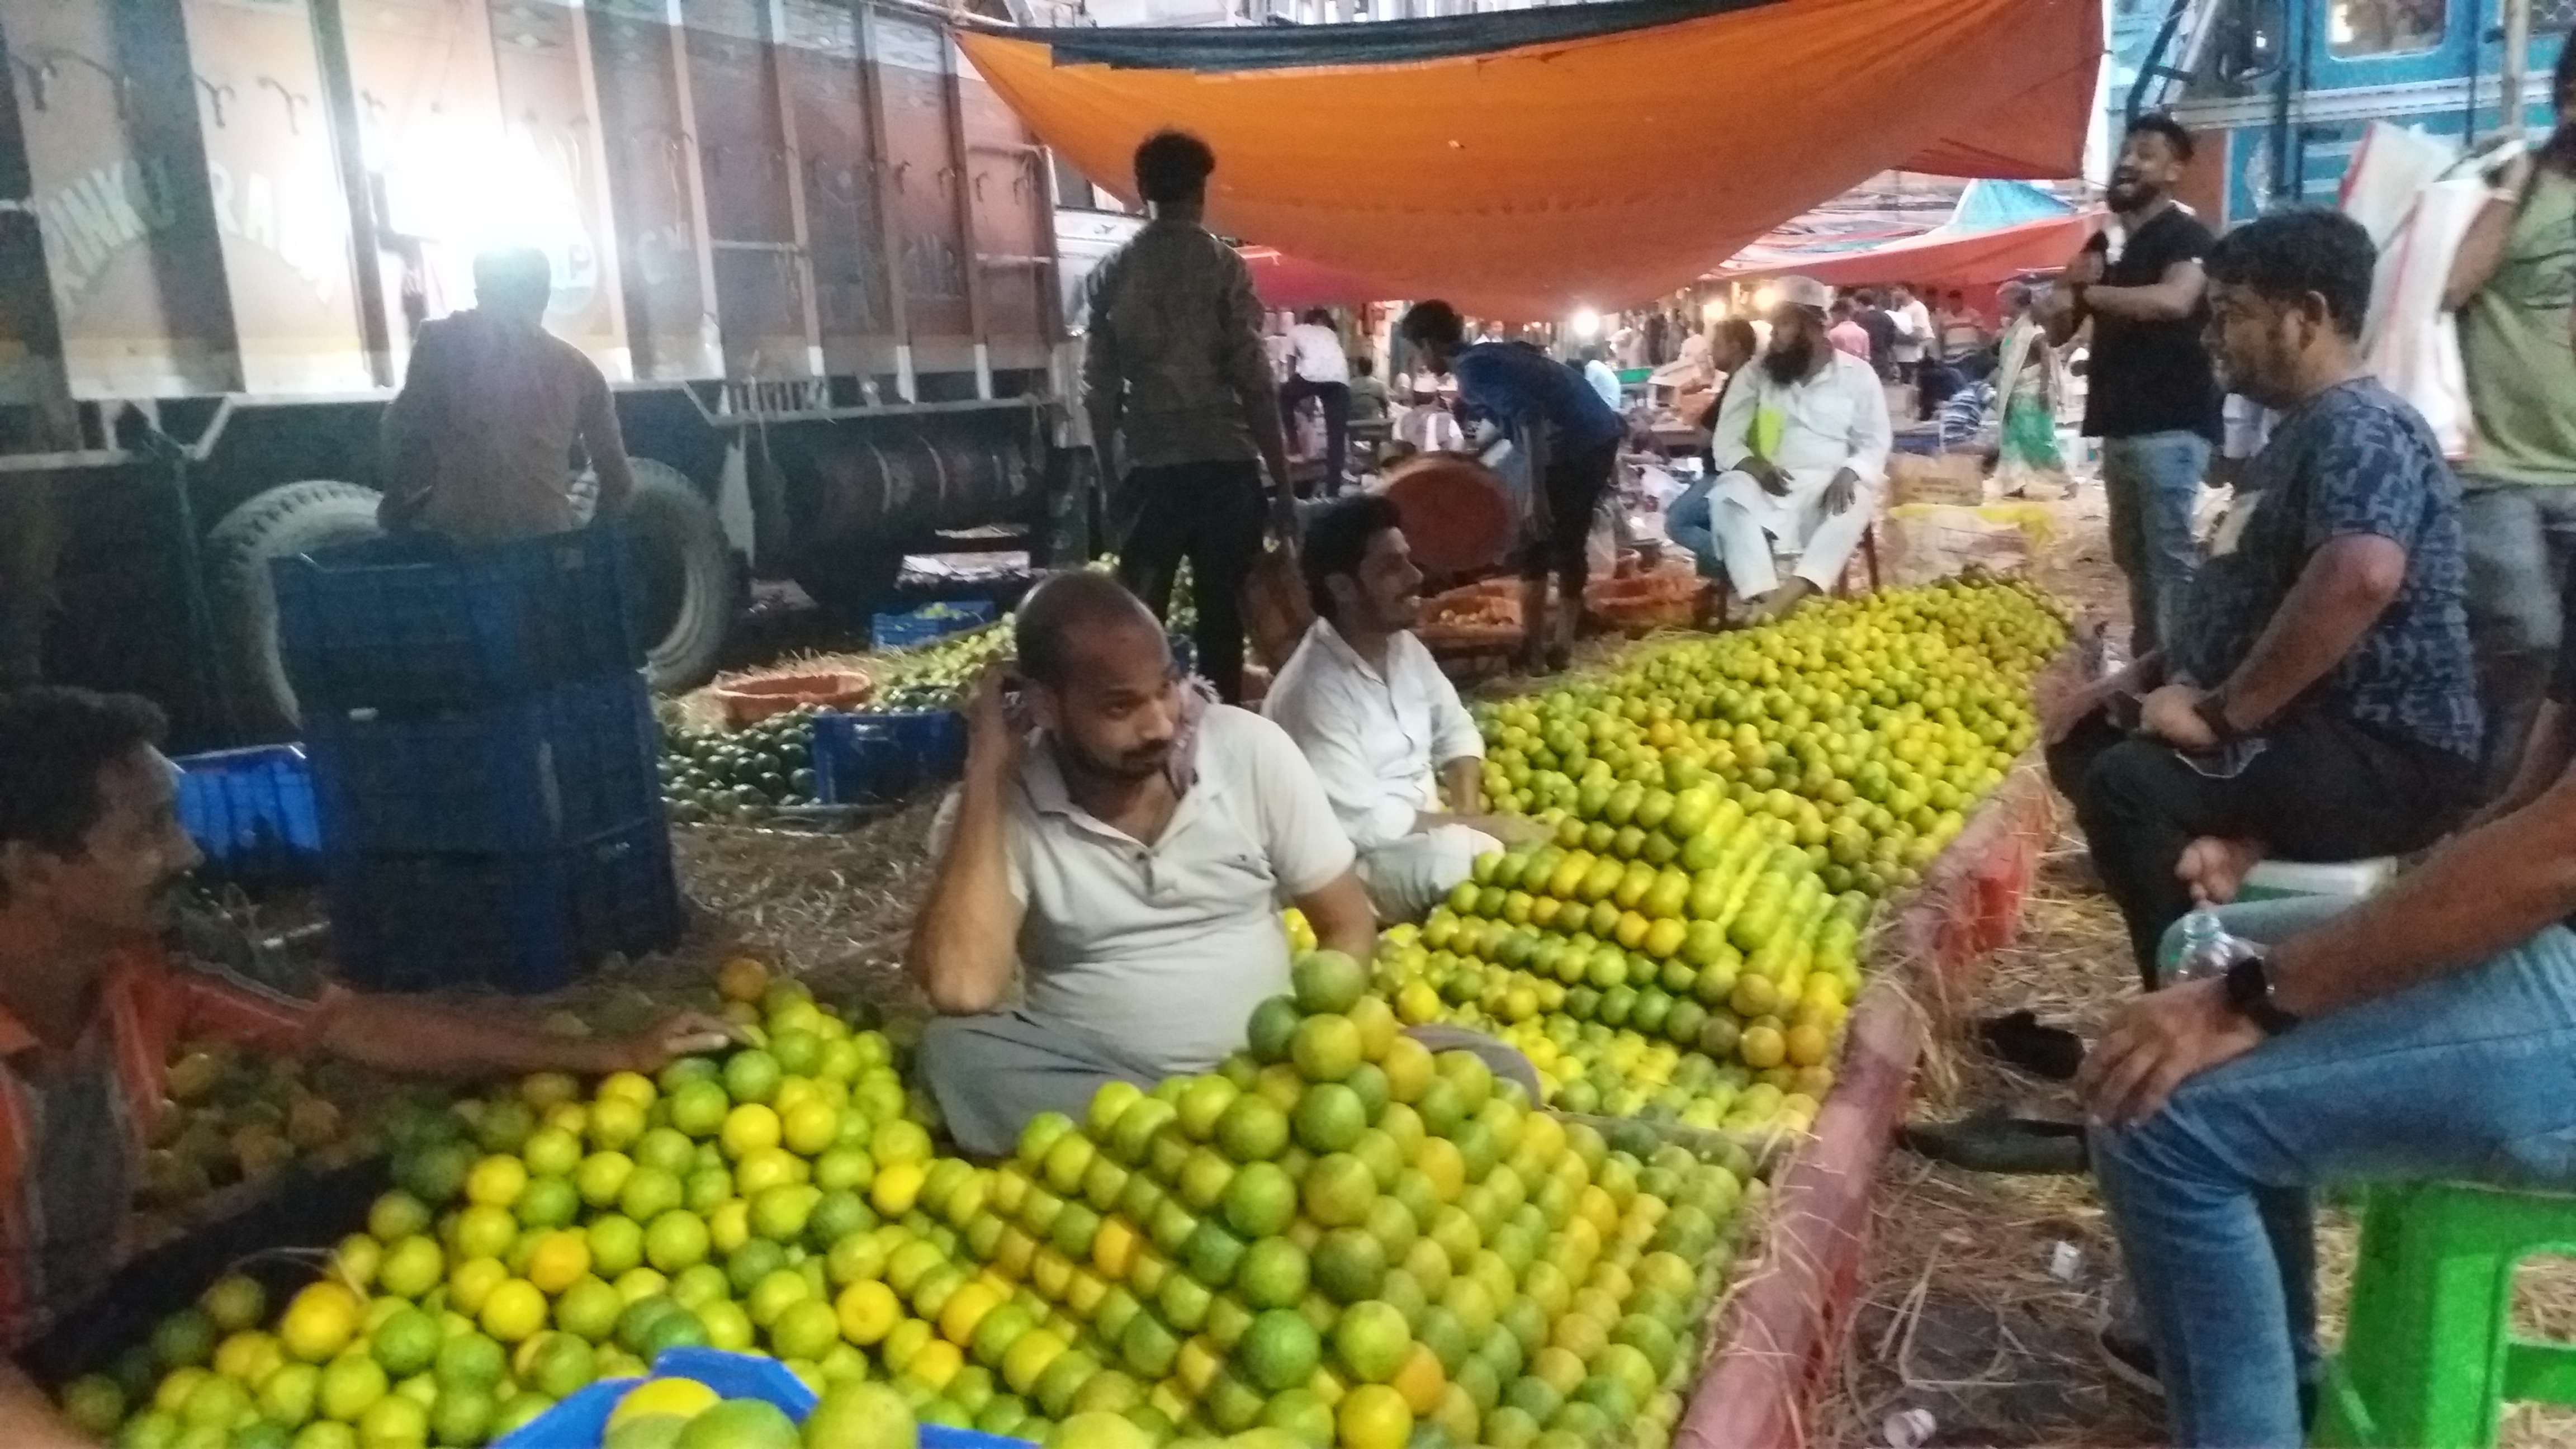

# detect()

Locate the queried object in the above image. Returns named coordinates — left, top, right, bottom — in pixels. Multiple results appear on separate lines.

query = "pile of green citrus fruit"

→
left=594, top=1372, right=913, bottom=1447
left=141, top=1040, right=417, bottom=1216
left=72, top=965, right=982, bottom=1449
left=932, top=949, right=1751, bottom=1449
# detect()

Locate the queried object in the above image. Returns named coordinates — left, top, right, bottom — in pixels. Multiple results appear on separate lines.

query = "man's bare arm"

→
left=2474, top=700, right=2576, bottom=831
left=2445, top=157, right=2531, bottom=311
left=320, top=997, right=735, bottom=1079
left=2082, top=260, right=2208, bottom=324
left=904, top=669, right=1026, bottom=1015
left=0, top=1361, right=101, bottom=1448
left=1291, top=869, right=1379, bottom=962
left=579, top=368, right=636, bottom=517
left=2210, top=534, right=2408, bottom=730
left=2271, top=766, right=2576, bottom=1018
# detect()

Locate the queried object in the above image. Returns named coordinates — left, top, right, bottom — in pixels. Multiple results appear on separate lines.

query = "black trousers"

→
left=1519, top=438, right=1621, bottom=603
left=23, top=1158, right=388, bottom=1388
left=1116, top=460, right=1265, bottom=704
left=1280, top=377, right=1351, bottom=491
left=2047, top=707, right=2475, bottom=988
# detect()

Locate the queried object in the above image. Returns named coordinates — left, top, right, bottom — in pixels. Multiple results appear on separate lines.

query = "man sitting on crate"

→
left=2030, top=211, right=2481, bottom=1002
left=376, top=246, right=636, bottom=543
left=2079, top=555, right=2576, bottom=1447
left=1697, top=274, right=1893, bottom=622
left=1263, top=496, right=1549, bottom=921
left=0, top=687, right=734, bottom=1445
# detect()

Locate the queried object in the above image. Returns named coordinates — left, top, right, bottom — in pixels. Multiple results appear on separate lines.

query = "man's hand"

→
left=2078, top=977, right=2265, bottom=1125
left=2139, top=683, right=2219, bottom=750
left=598, top=1010, right=743, bottom=1074
left=1472, top=813, right=1553, bottom=847
left=1822, top=470, right=1860, bottom=515
left=2035, top=673, right=2116, bottom=745
left=964, top=662, right=1026, bottom=779
left=2063, top=249, right=2105, bottom=287
left=1744, top=457, right=1789, bottom=496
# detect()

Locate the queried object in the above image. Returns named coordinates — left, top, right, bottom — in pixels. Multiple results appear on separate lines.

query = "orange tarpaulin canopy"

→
left=959, top=0, right=2101, bottom=320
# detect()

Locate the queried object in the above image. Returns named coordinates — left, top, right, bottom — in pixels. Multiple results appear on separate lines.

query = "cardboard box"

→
left=1888, top=452, right=1990, bottom=507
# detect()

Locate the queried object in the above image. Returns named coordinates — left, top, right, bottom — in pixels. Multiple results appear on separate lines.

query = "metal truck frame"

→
left=0, top=0, right=1079, bottom=743
left=2134, top=0, right=2568, bottom=225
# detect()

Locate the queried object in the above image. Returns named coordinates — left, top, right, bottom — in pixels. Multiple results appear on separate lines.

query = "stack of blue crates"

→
left=278, top=527, right=682, bottom=993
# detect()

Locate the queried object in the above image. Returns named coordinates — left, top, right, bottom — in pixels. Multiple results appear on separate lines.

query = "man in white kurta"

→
left=1265, top=494, right=1545, bottom=919
left=1706, top=274, right=1895, bottom=619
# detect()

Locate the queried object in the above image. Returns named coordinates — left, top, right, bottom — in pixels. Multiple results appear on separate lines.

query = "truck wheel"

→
left=624, top=458, right=738, bottom=695
left=205, top=479, right=386, bottom=737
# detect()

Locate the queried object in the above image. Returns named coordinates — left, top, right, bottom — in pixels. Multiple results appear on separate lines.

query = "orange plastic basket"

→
left=1384, top=456, right=1517, bottom=576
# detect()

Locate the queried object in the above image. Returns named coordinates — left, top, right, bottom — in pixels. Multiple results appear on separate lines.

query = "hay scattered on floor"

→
left=665, top=801, right=943, bottom=1018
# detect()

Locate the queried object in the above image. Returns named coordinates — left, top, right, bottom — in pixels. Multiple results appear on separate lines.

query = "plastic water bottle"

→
left=2170, top=907, right=2250, bottom=983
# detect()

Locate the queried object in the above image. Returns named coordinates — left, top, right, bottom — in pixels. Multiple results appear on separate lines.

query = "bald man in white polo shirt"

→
left=906, top=573, right=1380, bottom=1156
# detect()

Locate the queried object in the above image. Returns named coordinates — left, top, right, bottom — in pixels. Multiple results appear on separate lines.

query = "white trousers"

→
left=1708, top=468, right=1877, bottom=598
left=1358, top=825, right=1501, bottom=922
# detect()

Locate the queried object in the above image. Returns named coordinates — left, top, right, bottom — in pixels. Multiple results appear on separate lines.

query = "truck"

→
left=2132, top=0, right=2569, bottom=224
left=0, top=0, right=1079, bottom=743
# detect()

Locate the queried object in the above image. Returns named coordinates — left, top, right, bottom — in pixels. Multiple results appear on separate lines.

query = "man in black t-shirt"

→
left=2048, top=113, right=2225, bottom=658
left=1851, top=288, right=1899, bottom=381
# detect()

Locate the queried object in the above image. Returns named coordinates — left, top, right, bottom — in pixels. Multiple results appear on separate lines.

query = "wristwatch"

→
left=2223, top=949, right=2300, bottom=1035
left=2193, top=689, right=2243, bottom=745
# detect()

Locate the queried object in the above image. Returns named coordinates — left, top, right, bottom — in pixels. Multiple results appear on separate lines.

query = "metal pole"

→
left=2503, top=0, right=2533, bottom=140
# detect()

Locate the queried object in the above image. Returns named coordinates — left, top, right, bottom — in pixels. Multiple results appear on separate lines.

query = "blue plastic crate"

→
left=498, top=1347, right=1035, bottom=1448
left=813, top=710, right=967, bottom=806
left=324, top=819, right=681, bottom=994
left=174, top=745, right=323, bottom=884
left=872, top=600, right=996, bottom=651
left=275, top=524, right=644, bottom=713
left=303, top=674, right=661, bottom=855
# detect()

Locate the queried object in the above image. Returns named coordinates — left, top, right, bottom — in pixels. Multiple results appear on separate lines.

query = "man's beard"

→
left=1058, top=731, right=1171, bottom=784
left=2108, top=175, right=2160, bottom=212
left=1763, top=335, right=1815, bottom=385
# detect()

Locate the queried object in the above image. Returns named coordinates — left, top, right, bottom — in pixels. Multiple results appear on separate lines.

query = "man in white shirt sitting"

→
left=1581, top=347, right=1625, bottom=411
left=1701, top=274, right=1895, bottom=621
left=1265, top=495, right=1549, bottom=921
left=906, top=572, right=1380, bottom=1156
left=1281, top=308, right=1355, bottom=491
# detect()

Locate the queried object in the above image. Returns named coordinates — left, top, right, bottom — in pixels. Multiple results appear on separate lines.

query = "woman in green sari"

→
left=1988, top=281, right=2068, bottom=494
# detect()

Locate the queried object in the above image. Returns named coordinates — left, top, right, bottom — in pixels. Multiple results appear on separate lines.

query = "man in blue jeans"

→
left=2047, top=113, right=2223, bottom=656
left=2079, top=212, right=2530, bottom=1448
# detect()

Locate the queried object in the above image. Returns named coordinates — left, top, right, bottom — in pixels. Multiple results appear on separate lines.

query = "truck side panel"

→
left=176, top=0, right=373, bottom=394
left=684, top=0, right=813, bottom=381
left=870, top=12, right=973, bottom=377
left=592, top=0, right=721, bottom=381
left=779, top=0, right=898, bottom=382
left=956, top=39, right=1052, bottom=375
left=2, top=0, right=243, bottom=396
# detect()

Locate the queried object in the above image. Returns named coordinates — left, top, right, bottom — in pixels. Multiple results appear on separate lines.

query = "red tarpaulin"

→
left=959, top=0, right=2103, bottom=319
left=1719, top=212, right=2103, bottom=292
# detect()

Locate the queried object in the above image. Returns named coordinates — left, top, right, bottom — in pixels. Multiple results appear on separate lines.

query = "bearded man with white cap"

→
left=1699, top=274, right=1894, bottom=620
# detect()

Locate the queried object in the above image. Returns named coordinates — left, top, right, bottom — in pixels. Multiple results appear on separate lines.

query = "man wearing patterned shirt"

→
left=0, top=688, right=735, bottom=1445
left=2038, top=210, right=2480, bottom=992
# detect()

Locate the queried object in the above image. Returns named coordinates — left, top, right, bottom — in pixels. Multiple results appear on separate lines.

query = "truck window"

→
left=2328, top=0, right=2446, bottom=57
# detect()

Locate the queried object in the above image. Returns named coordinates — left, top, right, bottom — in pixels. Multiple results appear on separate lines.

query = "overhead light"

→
left=1570, top=307, right=1602, bottom=339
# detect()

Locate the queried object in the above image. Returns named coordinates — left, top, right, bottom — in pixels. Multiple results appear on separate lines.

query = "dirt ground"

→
left=632, top=481, right=2576, bottom=1449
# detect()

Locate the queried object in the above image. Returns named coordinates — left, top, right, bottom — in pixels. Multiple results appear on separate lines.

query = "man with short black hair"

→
left=2043, top=207, right=2479, bottom=989
left=1281, top=308, right=1355, bottom=492
left=2078, top=227, right=2569, bottom=1449
left=1850, top=288, right=1898, bottom=379
left=1264, top=496, right=1545, bottom=921
left=0, top=688, right=733, bottom=1442
left=1081, top=131, right=1295, bottom=704
left=378, top=246, right=634, bottom=543
left=1396, top=300, right=1622, bottom=674
left=906, top=572, right=1377, bottom=1156
left=1888, top=282, right=1935, bottom=382
left=2048, top=113, right=2224, bottom=658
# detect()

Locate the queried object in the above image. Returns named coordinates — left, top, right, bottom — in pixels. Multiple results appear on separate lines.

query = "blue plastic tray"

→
left=304, top=674, right=661, bottom=855
left=497, top=1347, right=1035, bottom=1448
left=872, top=600, right=996, bottom=652
left=812, top=710, right=968, bottom=807
left=174, top=745, right=321, bottom=885
left=275, top=524, right=644, bottom=713
left=324, top=818, right=681, bottom=994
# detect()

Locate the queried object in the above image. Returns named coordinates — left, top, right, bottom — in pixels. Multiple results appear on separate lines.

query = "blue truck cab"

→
left=2131, top=0, right=2570, bottom=224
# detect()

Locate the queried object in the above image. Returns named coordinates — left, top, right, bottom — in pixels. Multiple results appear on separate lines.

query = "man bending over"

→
left=1265, top=495, right=1545, bottom=921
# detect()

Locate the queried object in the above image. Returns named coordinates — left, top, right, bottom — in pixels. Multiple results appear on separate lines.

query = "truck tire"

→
left=624, top=458, right=737, bottom=695
left=205, top=479, right=386, bottom=737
